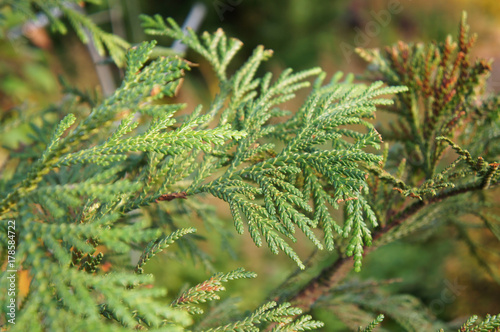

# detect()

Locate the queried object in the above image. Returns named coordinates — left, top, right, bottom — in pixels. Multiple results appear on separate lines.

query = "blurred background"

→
left=1, top=0, right=500, bottom=330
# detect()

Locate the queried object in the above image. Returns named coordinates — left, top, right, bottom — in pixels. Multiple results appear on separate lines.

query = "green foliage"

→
left=139, top=14, right=409, bottom=272
left=203, top=302, right=323, bottom=332
left=0, top=3, right=499, bottom=332
left=444, top=314, right=500, bottom=332
left=309, top=11, right=500, bottom=332
left=357, top=12, right=495, bottom=192
left=0, top=5, right=336, bottom=330
left=358, top=315, right=384, bottom=332
left=172, top=268, right=257, bottom=314
left=355, top=12, right=500, bottom=244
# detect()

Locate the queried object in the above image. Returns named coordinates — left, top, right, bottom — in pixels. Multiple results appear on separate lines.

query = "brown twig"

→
left=156, top=191, right=187, bottom=202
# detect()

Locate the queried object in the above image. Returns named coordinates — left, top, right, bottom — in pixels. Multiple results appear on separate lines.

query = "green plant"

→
left=0, top=2, right=499, bottom=331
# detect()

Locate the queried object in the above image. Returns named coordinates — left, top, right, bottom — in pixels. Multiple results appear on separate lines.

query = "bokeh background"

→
left=1, top=1, right=500, bottom=330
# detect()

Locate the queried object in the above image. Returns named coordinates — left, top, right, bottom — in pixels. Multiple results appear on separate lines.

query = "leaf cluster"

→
left=1, top=4, right=499, bottom=331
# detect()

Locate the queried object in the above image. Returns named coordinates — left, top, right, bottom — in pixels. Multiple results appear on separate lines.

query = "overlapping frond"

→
left=139, top=15, right=407, bottom=270
left=3, top=6, right=497, bottom=331
left=172, top=268, right=256, bottom=315
left=443, top=314, right=500, bottom=332
left=358, top=314, right=384, bottom=332
left=205, top=301, right=323, bottom=332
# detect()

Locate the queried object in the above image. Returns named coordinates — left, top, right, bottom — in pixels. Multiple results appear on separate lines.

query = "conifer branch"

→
left=2, top=7, right=499, bottom=331
left=358, top=314, right=384, bottom=332
left=440, top=314, right=500, bottom=332
left=172, top=268, right=257, bottom=314
left=280, top=176, right=499, bottom=314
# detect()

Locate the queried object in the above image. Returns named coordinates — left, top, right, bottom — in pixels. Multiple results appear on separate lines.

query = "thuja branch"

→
left=278, top=178, right=500, bottom=313
left=0, top=115, right=76, bottom=216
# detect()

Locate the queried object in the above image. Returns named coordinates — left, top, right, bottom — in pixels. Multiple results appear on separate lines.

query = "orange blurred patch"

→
left=150, top=85, right=161, bottom=97
left=24, top=26, right=52, bottom=50
left=18, top=269, right=32, bottom=298
left=101, top=261, right=112, bottom=272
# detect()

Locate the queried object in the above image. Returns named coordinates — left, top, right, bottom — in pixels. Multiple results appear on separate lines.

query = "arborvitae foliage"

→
left=353, top=12, right=500, bottom=254
left=0, top=3, right=499, bottom=331
left=0, top=3, right=407, bottom=331
left=271, top=12, right=499, bottom=331
left=139, top=15, right=408, bottom=272
left=443, top=314, right=500, bottom=332
left=357, top=12, right=496, bottom=194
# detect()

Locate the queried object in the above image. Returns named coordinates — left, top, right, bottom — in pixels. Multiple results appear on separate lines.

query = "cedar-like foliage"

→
left=355, top=12, right=500, bottom=247
left=272, top=11, right=499, bottom=331
left=0, top=2, right=499, bottom=331
left=140, top=14, right=407, bottom=272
